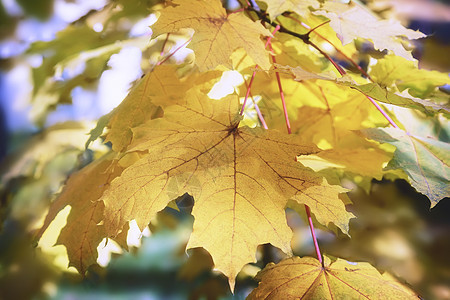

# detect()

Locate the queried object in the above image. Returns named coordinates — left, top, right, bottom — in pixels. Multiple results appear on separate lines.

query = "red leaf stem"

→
left=240, top=68, right=258, bottom=116
left=227, top=7, right=245, bottom=15
left=269, top=45, right=292, bottom=134
left=366, top=96, right=399, bottom=128
left=305, top=20, right=330, bottom=36
left=283, top=14, right=373, bottom=81
left=240, top=25, right=280, bottom=116
left=305, top=205, right=324, bottom=266
left=267, top=26, right=323, bottom=264
left=243, top=78, right=268, bottom=129
left=156, top=37, right=192, bottom=66
left=277, top=15, right=398, bottom=128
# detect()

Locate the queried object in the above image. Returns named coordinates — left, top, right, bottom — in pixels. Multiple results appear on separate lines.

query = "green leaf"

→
left=345, top=82, right=450, bottom=116
left=370, top=55, right=450, bottom=98
left=362, top=127, right=450, bottom=207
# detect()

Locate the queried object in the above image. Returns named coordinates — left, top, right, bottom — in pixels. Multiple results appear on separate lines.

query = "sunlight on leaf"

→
left=207, top=70, right=243, bottom=100
left=248, top=256, right=419, bottom=299
left=99, top=89, right=353, bottom=290
left=96, top=238, right=122, bottom=268
left=370, top=55, right=450, bottom=98
left=35, top=153, right=125, bottom=273
left=314, top=1, right=425, bottom=60
left=362, top=127, right=450, bottom=207
left=152, top=0, right=272, bottom=71
left=260, top=0, right=320, bottom=19
left=38, top=206, right=77, bottom=273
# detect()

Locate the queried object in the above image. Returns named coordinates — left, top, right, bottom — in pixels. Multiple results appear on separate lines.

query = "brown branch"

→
left=283, top=13, right=374, bottom=81
left=247, top=6, right=346, bottom=75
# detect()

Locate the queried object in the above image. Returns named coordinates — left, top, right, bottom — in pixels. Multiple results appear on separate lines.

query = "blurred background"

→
left=0, top=0, right=449, bottom=299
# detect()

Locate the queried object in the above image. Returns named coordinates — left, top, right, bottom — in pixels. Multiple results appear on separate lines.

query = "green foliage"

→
left=363, top=127, right=449, bottom=208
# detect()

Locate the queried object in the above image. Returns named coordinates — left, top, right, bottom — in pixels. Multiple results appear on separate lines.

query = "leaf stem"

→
left=266, top=26, right=323, bottom=264
left=240, top=68, right=258, bottom=116
left=305, top=20, right=330, bottom=36
left=268, top=40, right=292, bottom=134
left=240, top=25, right=280, bottom=116
left=248, top=6, right=346, bottom=76
left=305, top=205, right=324, bottom=266
left=243, top=78, right=268, bottom=129
left=308, top=41, right=346, bottom=76
left=366, top=96, right=399, bottom=128
left=227, top=7, right=245, bottom=15
left=273, top=14, right=399, bottom=127
left=156, top=37, right=192, bottom=66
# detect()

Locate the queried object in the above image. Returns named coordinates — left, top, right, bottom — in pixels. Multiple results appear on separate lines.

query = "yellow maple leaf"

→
left=35, top=153, right=125, bottom=273
left=105, top=65, right=184, bottom=152
left=152, top=0, right=272, bottom=71
left=259, top=0, right=320, bottom=19
left=248, top=256, right=420, bottom=299
left=104, top=65, right=223, bottom=152
left=99, top=89, right=354, bottom=290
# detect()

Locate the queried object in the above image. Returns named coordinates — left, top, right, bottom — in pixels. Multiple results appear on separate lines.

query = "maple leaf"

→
left=370, top=55, right=450, bottom=98
left=6, top=0, right=450, bottom=296
left=152, top=0, right=272, bottom=71
left=287, top=91, right=377, bottom=147
left=259, top=0, right=320, bottom=19
left=103, top=65, right=222, bottom=152
left=271, top=33, right=325, bottom=74
left=105, top=65, right=185, bottom=152
left=345, top=82, right=450, bottom=116
left=273, top=63, right=335, bottom=81
left=248, top=256, right=420, bottom=299
left=314, top=1, right=425, bottom=61
left=276, top=64, right=450, bottom=115
left=99, top=89, right=353, bottom=290
left=35, top=153, right=124, bottom=273
left=362, top=128, right=450, bottom=208
left=299, top=138, right=392, bottom=181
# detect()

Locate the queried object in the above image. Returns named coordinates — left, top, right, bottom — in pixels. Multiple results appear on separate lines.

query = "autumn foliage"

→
left=1, top=0, right=449, bottom=298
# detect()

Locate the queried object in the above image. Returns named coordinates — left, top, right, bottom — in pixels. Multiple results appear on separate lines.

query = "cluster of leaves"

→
left=1, top=0, right=449, bottom=298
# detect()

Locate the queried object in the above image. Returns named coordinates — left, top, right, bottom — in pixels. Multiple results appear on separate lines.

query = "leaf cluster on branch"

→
left=2, top=0, right=449, bottom=298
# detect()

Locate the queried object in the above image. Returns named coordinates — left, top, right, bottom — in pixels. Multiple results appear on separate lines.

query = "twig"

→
left=266, top=25, right=323, bottom=264
left=156, top=37, right=192, bottom=66
left=283, top=13, right=373, bottom=81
